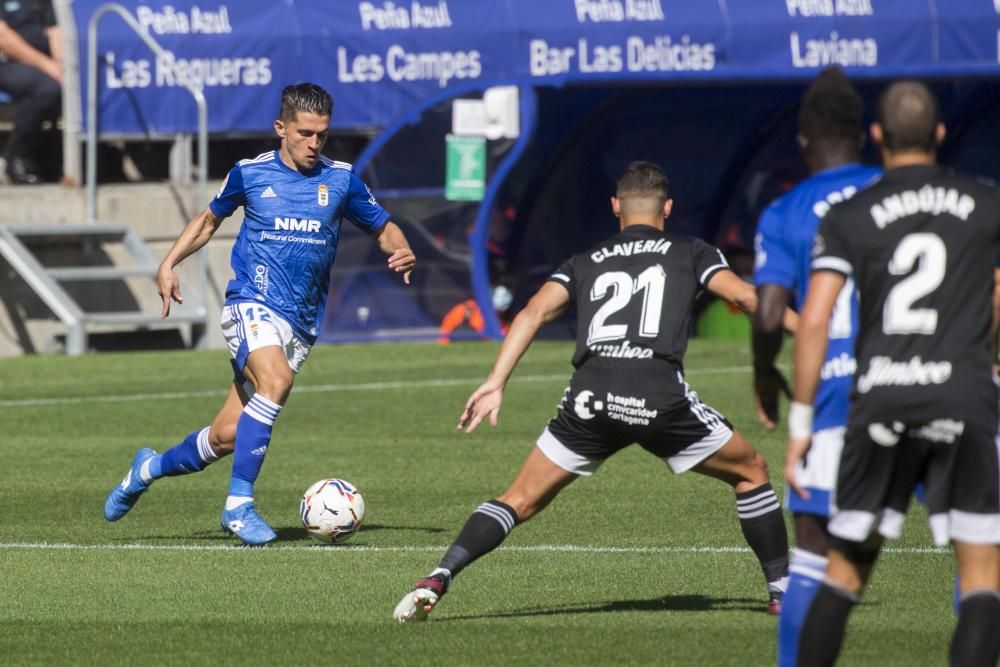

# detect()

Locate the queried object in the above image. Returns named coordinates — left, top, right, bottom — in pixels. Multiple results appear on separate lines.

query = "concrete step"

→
left=85, top=309, right=206, bottom=325
left=47, top=266, right=157, bottom=281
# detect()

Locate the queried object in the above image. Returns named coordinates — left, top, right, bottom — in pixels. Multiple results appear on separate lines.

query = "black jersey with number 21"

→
left=547, top=224, right=730, bottom=371
left=812, top=165, right=1000, bottom=430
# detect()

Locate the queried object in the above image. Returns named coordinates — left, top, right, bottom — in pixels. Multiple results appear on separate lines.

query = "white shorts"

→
left=221, top=302, right=311, bottom=393
left=785, top=426, right=844, bottom=517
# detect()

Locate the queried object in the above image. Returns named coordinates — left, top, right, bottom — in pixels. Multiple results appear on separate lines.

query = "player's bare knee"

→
left=254, top=370, right=293, bottom=404
left=726, top=450, right=771, bottom=492
left=208, top=428, right=235, bottom=456
left=496, top=492, right=534, bottom=523
left=748, top=448, right=770, bottom=481
left=208, top=406, right=241, bottom=454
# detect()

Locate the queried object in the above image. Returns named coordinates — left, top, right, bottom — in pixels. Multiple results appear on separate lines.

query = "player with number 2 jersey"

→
left=789, top=81, right=1000, bottom=667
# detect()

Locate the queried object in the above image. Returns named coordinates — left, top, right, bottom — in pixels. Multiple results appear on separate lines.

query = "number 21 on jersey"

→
left=587, top=265, right=666, bottom=345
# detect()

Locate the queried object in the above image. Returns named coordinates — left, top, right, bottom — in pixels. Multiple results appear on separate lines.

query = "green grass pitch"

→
left=0, top=340, right=955, bottom=665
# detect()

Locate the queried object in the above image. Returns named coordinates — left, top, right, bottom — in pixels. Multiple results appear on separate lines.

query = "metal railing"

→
left=0, top=224, right=207, bottom=355
left=86, top=3, right=208, bottom=221
left=85, top=2, right=209, bottom=334
left=53, top=0, right=81, bottom=186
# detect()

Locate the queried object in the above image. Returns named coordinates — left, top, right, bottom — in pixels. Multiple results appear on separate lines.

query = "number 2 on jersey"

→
left=883, top=232, right=946, bottom=335
left=587, top=266, right=666, bottom=345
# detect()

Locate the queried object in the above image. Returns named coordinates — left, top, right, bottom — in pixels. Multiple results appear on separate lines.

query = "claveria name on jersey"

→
left=591, top=239, right=671, bottom=263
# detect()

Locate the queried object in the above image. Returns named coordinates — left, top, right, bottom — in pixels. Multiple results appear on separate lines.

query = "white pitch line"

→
left=0, top=542, right=950, bottom=555
left=0, top=376, right=554, bottom=408
left=0, top=365, right=756, bottom=409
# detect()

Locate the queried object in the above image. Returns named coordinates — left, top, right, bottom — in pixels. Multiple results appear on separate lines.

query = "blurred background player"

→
left=787, top=81, right=1000, bottom=666
left=0, top=0, right=62, bottom=184
left=103, top=83, right=416, bottom=545
left=751, top=67, right=880, bottom=667
left=394, top=161, right=792, bottom=622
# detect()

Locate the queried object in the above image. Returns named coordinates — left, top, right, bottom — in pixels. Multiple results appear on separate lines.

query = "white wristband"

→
left=787, top=401, right=814, bottom=440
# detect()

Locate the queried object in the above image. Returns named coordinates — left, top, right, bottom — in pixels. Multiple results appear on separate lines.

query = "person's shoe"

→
left=221, top=502, right=277, bottom=546
left=103, top=448, right=157, bottom=521
left=393, top=574, right=449, bottom=622
left=6, top=156, right=41, bottom=185
left=767, top=591, right=783, bottom=616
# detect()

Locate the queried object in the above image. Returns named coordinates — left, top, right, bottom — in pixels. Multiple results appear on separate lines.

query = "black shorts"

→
left=830, top=419, right=1000, bottom=546
left=538, top=359, right=734, bottom=476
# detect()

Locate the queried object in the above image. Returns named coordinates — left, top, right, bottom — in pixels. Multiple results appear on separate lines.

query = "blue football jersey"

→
left=209, top=151, right=390, bottom=344
left=753, top=163, right=881, bottom=432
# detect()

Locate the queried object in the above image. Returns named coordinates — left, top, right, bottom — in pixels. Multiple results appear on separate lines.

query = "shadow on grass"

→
left=358, top=523, right=448, bottom=534
left=125, top=523, right=447, bottom=543
left=439, top=594, right=767, bottom=621
left=272, top=522, right=447, bottom=542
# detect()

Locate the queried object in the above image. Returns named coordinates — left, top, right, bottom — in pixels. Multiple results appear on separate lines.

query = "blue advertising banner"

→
left=73, top=0, right=1000, bottom=135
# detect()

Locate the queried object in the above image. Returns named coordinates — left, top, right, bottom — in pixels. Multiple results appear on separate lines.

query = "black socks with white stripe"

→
left=434, top=500, right=519, bottom=583
left=798, top=582, right=858, bottom=666
left=951, top=590, right=1000, bottom=667
left=735, top=483, right=789, bottom=594
left=429, top=488, right=787, bottom=595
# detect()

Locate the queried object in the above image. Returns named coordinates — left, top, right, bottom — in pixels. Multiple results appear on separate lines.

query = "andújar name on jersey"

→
left=870, top=186, right=977, bottom=229
left=856, top=355, right=952, bottom=394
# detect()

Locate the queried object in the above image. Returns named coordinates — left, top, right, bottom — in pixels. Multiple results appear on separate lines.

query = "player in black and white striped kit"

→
left=394, top=161, right=792, bottom=622
left=787, top=81, right=1000, bottom=666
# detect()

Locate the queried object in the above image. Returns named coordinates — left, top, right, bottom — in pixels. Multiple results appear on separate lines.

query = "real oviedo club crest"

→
left=318, top=184, right=329, bottom=207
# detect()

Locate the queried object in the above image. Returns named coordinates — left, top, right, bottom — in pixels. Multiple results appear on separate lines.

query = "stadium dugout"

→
left=329, top=2, right=999, bottom=343
left=0, top=1, right=997, bottom=356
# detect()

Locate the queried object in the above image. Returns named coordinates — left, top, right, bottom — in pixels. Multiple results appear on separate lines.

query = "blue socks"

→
left=140, top=427, right=218, bottom=482
left=778, top=547, right=828, bottom=667
left=135, top=395, right=283, bottom=509
left=228, top=395, right=282, bottom=499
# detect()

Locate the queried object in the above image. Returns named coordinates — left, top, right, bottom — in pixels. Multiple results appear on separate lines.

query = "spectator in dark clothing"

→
left=0, top=0, right=61, bottom=184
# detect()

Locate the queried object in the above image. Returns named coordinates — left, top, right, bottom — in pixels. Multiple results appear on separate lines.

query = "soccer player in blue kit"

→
left=103, top=83, right=416, bottom=545
left=750, top=68, right=879, bottom=666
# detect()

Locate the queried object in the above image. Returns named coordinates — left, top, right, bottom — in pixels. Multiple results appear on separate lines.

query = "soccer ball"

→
left=299, top=478, right=365, bottom=544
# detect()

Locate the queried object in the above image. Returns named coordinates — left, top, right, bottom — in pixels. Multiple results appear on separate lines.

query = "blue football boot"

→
left=103, top=448, right=157, bottom=521
left=221, top=502, right=277, bottom=546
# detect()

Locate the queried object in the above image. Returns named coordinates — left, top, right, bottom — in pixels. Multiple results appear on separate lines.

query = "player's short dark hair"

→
left=279, top=83, right=333, bottom=122
left=616, top=161, right=669, bottom=201
left=798, top=67, right=864, bottom=143
left=876, top=81, right=940, bottom=153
